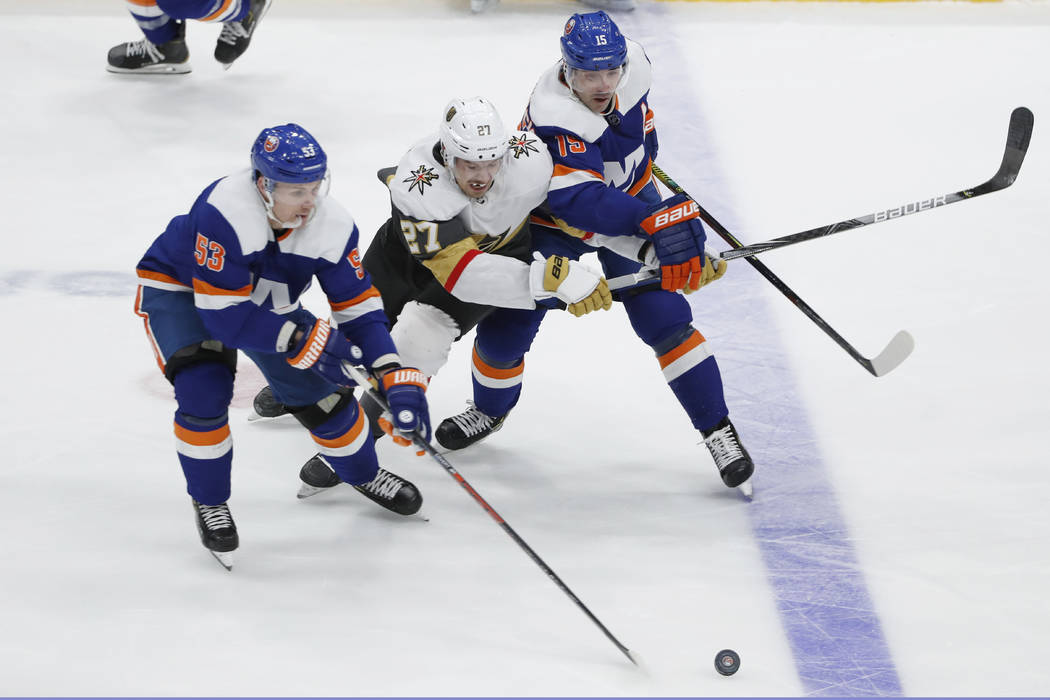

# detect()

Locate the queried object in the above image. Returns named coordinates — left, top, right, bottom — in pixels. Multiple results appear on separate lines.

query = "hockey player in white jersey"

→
left=252, top=98, right=612, bottom=493
left=134, top=123, right=431, bottom=569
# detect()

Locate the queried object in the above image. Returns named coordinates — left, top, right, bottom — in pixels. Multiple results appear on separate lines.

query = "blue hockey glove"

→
left=378, top=367, right=431, bottom=455
left=286, top=319, right=362, bottom=386
left=637, top=193, right=707, bottom=292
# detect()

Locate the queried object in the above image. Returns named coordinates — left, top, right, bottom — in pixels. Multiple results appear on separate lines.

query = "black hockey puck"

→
left=714, top=649, right=740, bottom=676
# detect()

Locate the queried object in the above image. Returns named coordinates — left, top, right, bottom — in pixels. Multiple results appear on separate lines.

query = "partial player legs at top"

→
left=107, top=0, right=272, bottom=74
left=213, top=0, right=273, bottom=69
left=471, top=0, right=635, bottom=13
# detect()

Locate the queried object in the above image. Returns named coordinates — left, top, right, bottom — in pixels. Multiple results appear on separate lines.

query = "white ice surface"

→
left=1, top=0, right=1049, bottom=696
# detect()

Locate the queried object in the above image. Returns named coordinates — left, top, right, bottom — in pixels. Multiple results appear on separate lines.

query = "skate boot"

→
left=702, top=417, right=754, bottom=488
left=248, top=385, right=290, bottom=421
left=107, top=21, right=190, bottom=74
left=191, top=499, right=238, bottom=570
left=214, top=0, right=273, bottom=68
left=435, top=401, right=506, bottom=451
left=353, top=467, right=422, bottom=516
left=297, top=454, right=342, bottom=499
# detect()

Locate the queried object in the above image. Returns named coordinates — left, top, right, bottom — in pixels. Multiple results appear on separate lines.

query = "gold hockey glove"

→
left=683, top=254, right=727, bottom=295
left=530, top=253, right=613, bottom=317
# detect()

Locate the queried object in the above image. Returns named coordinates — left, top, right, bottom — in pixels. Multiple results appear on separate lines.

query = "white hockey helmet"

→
left=439, top=97, right=509, bottom=166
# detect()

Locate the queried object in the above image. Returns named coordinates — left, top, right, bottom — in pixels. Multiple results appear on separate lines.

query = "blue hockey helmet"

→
left=559, top=11, right=627, bottom=72
left=250, top=123, right=327, bottom=184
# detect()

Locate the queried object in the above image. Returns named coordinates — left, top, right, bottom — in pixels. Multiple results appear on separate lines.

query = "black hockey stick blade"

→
left=721, top=107, right=1035, bottom=261
left=652, top=163, right=911, bottom=377
left=973, top=105, right=1033, bottom=194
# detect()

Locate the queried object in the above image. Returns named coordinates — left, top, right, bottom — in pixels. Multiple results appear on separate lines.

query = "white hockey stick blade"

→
left=209, top=550, right=234, bottom=571
left=868, top=330, right=915, bottom=377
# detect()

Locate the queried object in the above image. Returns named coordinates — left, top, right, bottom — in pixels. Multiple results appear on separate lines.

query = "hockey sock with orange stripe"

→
left=655, top=328, right=728, bottom=431
left=174, top=411, right=233, bottom=505
left=125, top=0, right=179, bottom=44
left=307, top=399, right=380, bottom=485
left=470, top=345, right=524, bottom=419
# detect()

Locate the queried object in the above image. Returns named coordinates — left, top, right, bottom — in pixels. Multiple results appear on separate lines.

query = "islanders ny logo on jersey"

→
left=508, top=134, right=539, bottom=159
left=404, top=164, right=439, bottom=195
left=263, top=135, right=280, bottom=153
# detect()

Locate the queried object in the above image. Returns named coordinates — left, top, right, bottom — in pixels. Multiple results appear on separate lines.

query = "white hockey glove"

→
left=683, top=253, right=727, bottom=295
left=529, top=252, right=613, bottom=317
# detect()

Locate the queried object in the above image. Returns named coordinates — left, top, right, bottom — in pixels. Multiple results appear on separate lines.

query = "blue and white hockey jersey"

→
left=519, top=39, right=659, bottom=237
left=135, top=168, right=396, bottom=367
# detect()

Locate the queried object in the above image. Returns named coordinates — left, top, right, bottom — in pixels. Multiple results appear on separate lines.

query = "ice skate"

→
left=297, top=454, right=342, bottom=499
left=354, top=467, right=422, bottom=516
left=702, top=417, right=754, bottom=492
left=107, top=21, right=190, bottom=74
left=298, top=455, right=422, bottom=516
left=191, top=499, right=238, bottom=570
left=435, top=401, right=506, bottom=451
left=248, top=385, right=290, bottom=422
left=214, top=0, right=273, bottom=68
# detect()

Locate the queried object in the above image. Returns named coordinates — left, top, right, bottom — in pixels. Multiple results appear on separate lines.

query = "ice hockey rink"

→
left=2, top=0, right=1048, bottom=696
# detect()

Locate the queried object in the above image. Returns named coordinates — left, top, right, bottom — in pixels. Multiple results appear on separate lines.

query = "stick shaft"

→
left=341, top=362, right=638, bottom=665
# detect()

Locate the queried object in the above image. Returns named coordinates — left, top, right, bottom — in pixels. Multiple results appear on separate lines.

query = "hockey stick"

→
left=340, top=362, right=640, bottom=666
left=716, top=107, right=1033, bottom=261
left=651, top=164, right=914, bottom=377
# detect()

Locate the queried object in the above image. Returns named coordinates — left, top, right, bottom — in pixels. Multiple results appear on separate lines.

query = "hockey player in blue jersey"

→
left=134, top=123, right=430, bottom=569
left=435, top=11, right=755, bottom=492
left=107, top=0, right=271, bottom=74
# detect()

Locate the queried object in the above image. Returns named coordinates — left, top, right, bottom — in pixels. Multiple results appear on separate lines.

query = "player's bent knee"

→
left=390, top=301, right=459, bottom=377
left=165, top=340, right=237, bottom=384
left=172, top=358, right=235, bottom=418
left=288, top=388, right=356, bottom=431
left=650, top=324, right=699, bottom=357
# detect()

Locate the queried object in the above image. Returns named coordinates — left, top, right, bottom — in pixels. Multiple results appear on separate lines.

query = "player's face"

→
left=451, top=158, right=502, bottom=198
left=262, top=178, right=324, bottom=226
left=568, top=65, right=624, bottom=113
